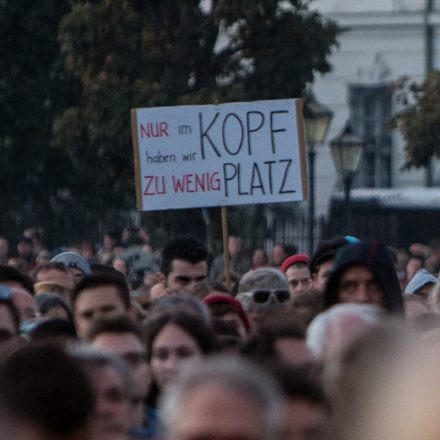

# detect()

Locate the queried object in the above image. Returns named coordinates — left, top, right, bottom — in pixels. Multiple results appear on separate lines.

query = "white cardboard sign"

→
left=131, top=99, right=307, bottom=211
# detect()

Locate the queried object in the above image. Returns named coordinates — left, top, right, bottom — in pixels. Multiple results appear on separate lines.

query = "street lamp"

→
left=303, top=93, right=333, bottom=255
left=329, top=121, right=364, bottom=233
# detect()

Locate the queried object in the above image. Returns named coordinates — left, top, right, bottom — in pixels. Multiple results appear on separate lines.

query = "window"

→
left=349, top=84, right=392, bottom=188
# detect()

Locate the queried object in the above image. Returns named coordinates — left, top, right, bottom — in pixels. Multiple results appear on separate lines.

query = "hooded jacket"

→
left=324, top=241, right=404, bottom=314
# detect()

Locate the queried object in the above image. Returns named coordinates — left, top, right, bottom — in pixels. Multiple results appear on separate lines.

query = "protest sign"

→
left=131, top=99, right=307, bottom=211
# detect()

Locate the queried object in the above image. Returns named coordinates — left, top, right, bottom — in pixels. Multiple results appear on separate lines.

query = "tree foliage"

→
left=53, top=0, right=340, bottom=243
left=393, top=71, right=440, bottom=169
left=0, top=0, right=339, bottom=245
left=0, top=0, right=81, bottom=241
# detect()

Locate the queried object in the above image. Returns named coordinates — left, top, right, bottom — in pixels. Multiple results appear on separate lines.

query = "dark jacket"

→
left=324, top=241, right=403, bottom=314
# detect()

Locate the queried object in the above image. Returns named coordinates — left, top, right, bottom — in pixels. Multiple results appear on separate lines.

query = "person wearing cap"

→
left=309, top=236, right=355, bottom=291
left=50, top=251, right=91, bottom=284
left=404, top=268, right=438, bottom=300
left=324, top=240, right=404, bottom=314
left=281, top=254, right=312, bottom=296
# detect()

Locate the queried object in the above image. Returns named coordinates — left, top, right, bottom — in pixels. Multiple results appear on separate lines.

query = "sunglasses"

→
left=251, top=289, right=290, bottom=305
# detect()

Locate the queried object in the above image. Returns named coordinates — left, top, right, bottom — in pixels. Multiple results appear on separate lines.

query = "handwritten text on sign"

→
left=131, top=99, right=307, bottom=211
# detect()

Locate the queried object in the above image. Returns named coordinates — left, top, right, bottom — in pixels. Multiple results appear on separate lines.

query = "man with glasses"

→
left=236, top=267, right=291, bottom=330
left=86, top=315, right=156, bottom=438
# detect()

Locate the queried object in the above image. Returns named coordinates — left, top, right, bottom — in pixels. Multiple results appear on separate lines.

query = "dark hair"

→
left=36, top=293, right=74, bottom=323
left=272, top=364, right=329, bottom=411
left=86, top=315, right=145, bottom=344
left=71, top=273, right=130, bottom=309
left=145, top=311, right=220, bottom=361
left=0, top=265, right=34, bottom=294
left=0, top=344, right=95, bottom=436
left=160, top=234, right=207, bottom=276
left=408, top=253, right=425, bottom=266
left=145, top=311, right=220, bottom=406
left=0, top=297, right=20, bottom=334
left=190, top=280, right=230, bottom=299
left=28, top=319, right=77, bottom=342
left=89, top=263, right=127, bottom=280
left=33, top=262, right=69, bottom=281
left=241, top=315, right=305, bottom=362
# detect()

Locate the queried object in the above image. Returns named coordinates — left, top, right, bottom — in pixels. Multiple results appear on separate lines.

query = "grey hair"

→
left=238, top=267, right=288, bottom=293
left=236, top=268, right=289, bottom=312
left=148, top=294, right=211, bottom=324
left=159, top=355, right=284, bottom=440
left=306, top=303, right=383, bottom=359
left=69, top=344, right=134, bottom=400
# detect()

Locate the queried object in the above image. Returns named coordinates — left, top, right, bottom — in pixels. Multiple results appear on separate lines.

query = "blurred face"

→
left=36, top=268, right=75, bottom=291
left=89, top=365, right=131, bottom=440
left=313, top=259, right=334, bottom=291
left=91, top=333, right=150, bottom=398
left=165, top=259, right=208, bottom=293
left=228, top=237, right=242, bottom=256
left=11, top=288, right=38, bottom=322
left=282, top=400, right=327, bottom=440
left=286, top=266, right=312, bottom=295
left=272, top=245, right=286, bottom=266
left=74, top=286, right=127, bottom=339
left=169, top=383, right=267, bottom=440
left=406, top=258, right=423, bottom=282
left=112, top=258, right=128, bottom=276
left=338, top=265, right=384, bottom=307
left=221, top=312, right=247, bottom=340
left=150, top=323, right=202, bottom=389
left=274, top=338, right=315, bottom=368
left=0, top=305, right=18, bottom=356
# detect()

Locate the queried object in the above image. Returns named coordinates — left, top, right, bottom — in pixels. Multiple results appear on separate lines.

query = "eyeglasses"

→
left=251, top=289, right=290, bottom=305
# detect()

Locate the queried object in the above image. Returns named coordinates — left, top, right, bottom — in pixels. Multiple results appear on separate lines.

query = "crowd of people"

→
left=0, top=225, right=440, bottom=440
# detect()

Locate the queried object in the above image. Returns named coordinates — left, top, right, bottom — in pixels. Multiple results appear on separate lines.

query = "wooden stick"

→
left=221, top=206, right=231, bottom=286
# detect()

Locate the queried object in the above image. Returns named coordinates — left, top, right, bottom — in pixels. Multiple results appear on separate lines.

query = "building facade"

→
left=310, top=0, right=440, bottom=217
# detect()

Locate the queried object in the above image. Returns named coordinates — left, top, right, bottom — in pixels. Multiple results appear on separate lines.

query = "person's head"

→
left=309, top=236, right=355, bottom=291
left=86, top=316, right=149, bottom=399
left=281, top=254, right=312, bottom=295
left=271, top=244, right=288, bottom=267
left=404, top=268, right=437, bottom=300
left=306, top=303, right=383, bottom=361
left=203, top=294, right=250, bottom=340
left=289, top=288, right=324, bottom=326
left=0, top=344, right=95, bottom=440
left=10, top=286, right=38, bottom=323
left=252, top=248, right=268, bottom=268
left=36, top=293, right=73, bottom=322
left=228, top=235, right=242, bottom=256
left=403, top=292, right=429, bottom=325
left=159, top=235, right=208, bottom=293
left=0, top=286, right=20, bottom=356
left=35, top=248, right=51, bottom=266
left=50, top=251, right=92, bottom=284
left=0, top=265, right=34, bottom=295
left=111, top=257, right=129, bottom=277
left=71, top=274, right=131, bottom=339
left=16, top=236, right=33, bottom=260
left=145, top=311, right=219, bottom=391
left=324, top=241, right=404, bottom=313
left=273, top=365, right=329, bottom=440
left=0, top=238, right=9, bottom=257
left=190, top=279, right=230, bottom=299
left=241, top=315, right=315, bottom=370
left=406, top=253, right=425, bottom=282
left=33, top=262, right=75, bottom=292
left=148, top=294, right=212, bottom=324
left=237, top=267, right=290, bottom=328
left=160, top=355, right=284, bottom=440
left=72, top=346, right=132, bottom=440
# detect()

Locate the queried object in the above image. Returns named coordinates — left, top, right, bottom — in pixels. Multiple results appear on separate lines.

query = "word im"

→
left=140, top=122, right=169, bottom=138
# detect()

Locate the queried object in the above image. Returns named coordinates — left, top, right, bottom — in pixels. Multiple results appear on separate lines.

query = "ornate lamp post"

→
left=303, top=93, right=333, bottom=255
left=329, top=121, right=364, bottom=233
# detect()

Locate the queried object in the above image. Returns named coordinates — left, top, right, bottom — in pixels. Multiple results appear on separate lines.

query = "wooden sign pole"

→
left=221, top=206, right=231, bottom=286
